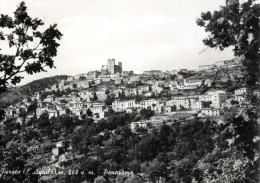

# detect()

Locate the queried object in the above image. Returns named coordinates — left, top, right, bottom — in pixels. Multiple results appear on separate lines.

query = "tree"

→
left=94, top=176, right=107, bottom=183
left=197, top=0, right=260, bottom=86
left=135, top=127, right=148, bottom=133
left=93, top=92, right=98, bottom=100
left=81, top=159, right=101, bottom=181
left=128, top=159, right=141, bottom=173
left=230, top=99, right=239, bottom=105
left=37, top=112, right=50, bottom=128
left=86, top=108, right=93, bottom=117
left=139, top=108, right=154, bottom=120
left=0, top=144, right=34, bottom=182
left=0, top=1, right=62, bottom=93
left=72, top=83, right=77, bottom=89
left=141, top=158, right=167, bottom=183
left=124, top=174, right=144, bottom=183
left=27, top=102, right=37, bottom=113
left=152, top=103, right=157, bottom=110
left=105, top=95, right=115, bottom=105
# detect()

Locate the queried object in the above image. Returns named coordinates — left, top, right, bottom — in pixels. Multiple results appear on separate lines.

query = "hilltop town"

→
left=1, top=57, right=259, bottom=182
left=5, top=57, right=258, bottom=123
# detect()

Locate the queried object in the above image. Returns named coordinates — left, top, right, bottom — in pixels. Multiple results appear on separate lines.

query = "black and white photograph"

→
left=0, top=0, right=259, bottom=182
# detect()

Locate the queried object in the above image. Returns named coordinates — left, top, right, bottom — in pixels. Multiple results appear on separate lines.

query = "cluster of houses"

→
left=112, top=90, right=226, bottom=115
left=129, top=87, right=259, bottom=132
left=3, top=58, right=259, bottom=132
left=35, top=92, right=108, bottom=120
left=198, top=58, right=241, bottom=71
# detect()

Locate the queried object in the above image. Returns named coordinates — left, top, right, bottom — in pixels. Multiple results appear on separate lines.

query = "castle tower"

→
left=107, top=58, right=115, bottom=74
left=107, top=59, right=111, bottom=74
left=107, top=59, right=111, bottom=67
left=118, top=62, right=122, bottom=73
left=111, top=58, right=115, bottom=74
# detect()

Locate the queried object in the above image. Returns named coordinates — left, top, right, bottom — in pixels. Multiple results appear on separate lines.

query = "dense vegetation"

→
left=0, top=105, right=258, bottom=182
left=21, top=75, right=68, bottom=94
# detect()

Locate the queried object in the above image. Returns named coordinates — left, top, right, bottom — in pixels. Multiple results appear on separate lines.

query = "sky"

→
left=0, top=0, right=235, bottom=85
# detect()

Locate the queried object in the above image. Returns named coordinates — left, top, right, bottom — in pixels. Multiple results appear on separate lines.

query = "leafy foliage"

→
left=197, top=0, right=260, bottom=86
left=0, top=1, right=62, bottom=93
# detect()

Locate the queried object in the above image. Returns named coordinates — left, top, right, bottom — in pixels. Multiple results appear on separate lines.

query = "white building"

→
left=235, top=88, right=248, bottom=96
left=94, top=79, right=102, bottom=85
left=177, top=79, right=203, bottom=90
left=210, top=92, right=226, bottom=108
left=56, top=141, right=63, bottom=148
left=112, top=100, right=136, bottom=112
left=131, top=121, right=147, bottom=132
left=44, top=95, right=55, bottom=103
left=139, top=99, right=159, bottom=110
left=235, top=88, right=248, bottom=102
left=78, top=81, right=90, bottom=89
left=204, top=79, right=212, bottom=87
left=48, top=109, right=59, bottom=119
left=96, top=90, right=108, bottom=101
left=79, top=91, right=95, bottom=101
left=114, top=78, right=122, bottom=85
left=89, top=103, right=106, bottom=119
left=58, top=108, right=70, bottom=116
left=113, top=89, right=123, bottom=98
left=69, top=101, right=84, bottom=115
left=137, top=85, right=150, bottom=95
left=199, top=94, right=212, bottom=102
left=184, top=79, right=202, bottom=87
left=176, top=84, right=198, bottom=90
left=124, top=88, right=138, bottom=97
left=199, top=91, right=226, bottom=109
left=191, top=101, right=203, bottom=111
left=174, top=96, right=198, bottom=110
left=166, top=99, right=177, bottom=107
left=152, top=84, right=164, bottom=94
left=198, top=108, right=220, bottom=117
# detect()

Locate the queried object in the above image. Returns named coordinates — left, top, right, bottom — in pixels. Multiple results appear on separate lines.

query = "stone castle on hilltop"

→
left=101, top=58, right=122, bottom=75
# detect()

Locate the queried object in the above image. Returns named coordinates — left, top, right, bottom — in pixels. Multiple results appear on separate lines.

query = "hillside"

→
left=20, top=75, right=68, bottom=93
left=0, top=75, right=68, bottom=108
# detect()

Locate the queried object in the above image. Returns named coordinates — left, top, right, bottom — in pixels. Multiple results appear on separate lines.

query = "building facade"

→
left=101, top=58, right=122, bottom=74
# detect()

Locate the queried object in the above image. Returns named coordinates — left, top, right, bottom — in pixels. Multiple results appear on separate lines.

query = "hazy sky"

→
left=0, top=0, right=235, bottom=85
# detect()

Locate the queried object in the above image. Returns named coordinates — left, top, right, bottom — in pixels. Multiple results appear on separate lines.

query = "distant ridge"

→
left=0, top=75, right=68, bottom=108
